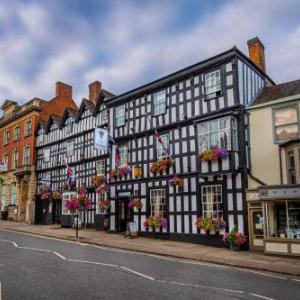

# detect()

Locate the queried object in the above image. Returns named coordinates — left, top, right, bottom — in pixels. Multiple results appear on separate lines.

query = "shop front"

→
left=247, top=185, right=300, bottom=256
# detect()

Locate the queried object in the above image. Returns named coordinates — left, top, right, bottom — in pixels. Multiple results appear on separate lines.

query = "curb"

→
left=2, top=227, right=300, bottom=278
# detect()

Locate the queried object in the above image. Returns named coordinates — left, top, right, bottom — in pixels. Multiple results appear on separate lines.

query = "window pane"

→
left=274, top=107, right=298, bottom=126
left=201, top=185, right=222, bottom=218
left=276, top=124, right=298, bottom=141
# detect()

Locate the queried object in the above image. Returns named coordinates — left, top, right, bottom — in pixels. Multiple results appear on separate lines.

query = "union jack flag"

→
left=64, top=160, right=74, bottom=189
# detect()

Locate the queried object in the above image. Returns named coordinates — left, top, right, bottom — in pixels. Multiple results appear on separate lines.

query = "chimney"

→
left=56, top=81, right=72, bottom=100
left=89, top=81, right=102, bottom=105
left=247, top=37, right=266, bottom=73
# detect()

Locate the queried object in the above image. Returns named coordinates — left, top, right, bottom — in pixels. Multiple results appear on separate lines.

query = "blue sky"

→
left=0, top=0, right=300, bottom=105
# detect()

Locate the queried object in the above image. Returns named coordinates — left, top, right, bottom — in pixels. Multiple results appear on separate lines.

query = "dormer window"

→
left=205, top=70, right=221, bottom=98
left=153, top=90, right=166, bottom=116
left=25, top=119, right=32, bottom=136
left=116, top=105, right=126, bottom=127
left=14, top=126, right=20, bottom=141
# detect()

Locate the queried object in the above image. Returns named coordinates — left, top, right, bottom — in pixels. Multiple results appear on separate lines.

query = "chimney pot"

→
left=247, top=37, right=266, bottom=73
left=89, top=81, right=102, bottom=105
left=56, top=82, right=72, bottom=100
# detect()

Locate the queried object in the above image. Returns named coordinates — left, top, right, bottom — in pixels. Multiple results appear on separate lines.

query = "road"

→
left=0, top=230, right=299, bottom=300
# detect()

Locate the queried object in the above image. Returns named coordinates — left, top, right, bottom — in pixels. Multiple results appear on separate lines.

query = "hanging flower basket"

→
left=65, top=196, right=80, bottom=213
left=52, top=192, right=62, bottom=200
left=149, top=158, right=174, bottom=174
left=96, top=184, right=108, bottom=193
left=109, top=166, right=131, bottom=180
left=99, top=200, right=110, bottom=212
left=91, top=176, right=106, bottom=187
left=168, top=176, right=184, bottom=188
left=77, top=186, right=92, bottom=210
left=198, top=147, right=229, bottom=162
left=41, top=192, right=50, bottom=201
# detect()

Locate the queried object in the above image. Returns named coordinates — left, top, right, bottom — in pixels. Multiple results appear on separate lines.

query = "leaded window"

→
left=273, top=106, right=299, bottom=142
left=153, top=90, right=166, bottom=116
left=96, top=159, right=106, bottom=176
left=116, top=105, right=126, bottom=127
left=205, top=70, right=221, bottom=96
left=66, top=140, right=74, bottom=156
left=197, top=117, right=237, bottom=152
left=150, top=189, right=165, bottom=216
left=201, top=185, right=222, bottom=218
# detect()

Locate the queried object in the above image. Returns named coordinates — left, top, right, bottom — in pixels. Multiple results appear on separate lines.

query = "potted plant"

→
left=143, top=216, right=168, bottom=232
left=168, top=176, right=184, bottom=188
left=216, top=217, right=226, bottom=235
left=195, top=216, right=213, bottom=234
left=199, top=146, right=229, bottom=162
left=209, top=218, right=218, bottom=235
left=52, top=192, right=62, bottom=201
left=223, top=225, right=247, bottom=251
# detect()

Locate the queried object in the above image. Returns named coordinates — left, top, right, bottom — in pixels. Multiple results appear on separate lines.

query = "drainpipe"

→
left=279, top=147, right=283, bottom=185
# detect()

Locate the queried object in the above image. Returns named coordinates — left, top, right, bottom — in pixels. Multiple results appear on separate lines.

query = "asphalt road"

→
left=0, top=230, right=299, bottom=300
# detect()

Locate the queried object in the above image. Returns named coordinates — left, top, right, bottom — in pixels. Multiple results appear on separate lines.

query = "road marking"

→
left=248, top=293, right=275, bottom=300
left=121, top=266, right=155, bottom=281
left=68, top=258, right=119, bottom=268
left=240, top=269, right=287, bottom=280
left=292, top=278, right=300, bottom=282
left=53, top=251, right=66, bottom=260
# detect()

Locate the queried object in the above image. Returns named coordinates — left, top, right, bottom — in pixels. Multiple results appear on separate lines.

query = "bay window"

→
left=201, top=185, right=223, bottom=218
left=150, top=189, right=165, bottom=216
left=197, top=116, right=237, bottom=152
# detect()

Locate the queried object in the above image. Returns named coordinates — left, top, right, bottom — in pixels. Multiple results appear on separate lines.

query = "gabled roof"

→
left=251, top=79, right=300, bottom=106
left=76, top=99, right=95, bottom=121
left=60, top=107, right=78, bottom=128
left=46, top=113, right=62, bottom=132
left=35, top=119, right=48, bottom=135
left=94, top=89, right=115, bottom=112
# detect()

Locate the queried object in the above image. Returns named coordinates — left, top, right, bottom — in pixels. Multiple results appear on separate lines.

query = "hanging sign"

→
left=94, top=127, right=108, bottom=152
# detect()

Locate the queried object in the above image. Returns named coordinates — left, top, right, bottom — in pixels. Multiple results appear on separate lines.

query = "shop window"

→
left=150, top=189, right=165, bottom=216
left=265, top=201, right=300, bottom=239
left=198, top=117, right=237, bottom=152
left=201, top=185, right=223, bottom=218
left=153, top=90, right=166, bottom=116
left=273, top=105, right=299, bottom=142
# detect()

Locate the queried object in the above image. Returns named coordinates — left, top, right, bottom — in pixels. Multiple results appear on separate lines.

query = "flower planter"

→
left=209, top=229, right=216, bottom=235
left=229, top=243, right=241, bottom=251
left=200, top=228, right=206, bottom=235
left=219, top=229, right=225, bottom=235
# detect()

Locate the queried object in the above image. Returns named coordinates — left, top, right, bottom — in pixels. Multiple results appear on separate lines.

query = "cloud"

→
left=0, top=0, right=299, bottom=106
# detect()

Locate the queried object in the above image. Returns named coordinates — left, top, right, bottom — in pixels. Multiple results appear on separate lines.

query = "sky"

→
left=0, top=0, right=300, bottom=105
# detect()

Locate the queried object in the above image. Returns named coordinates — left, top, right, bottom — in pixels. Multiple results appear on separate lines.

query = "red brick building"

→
left=0, top=82, right=77, bottom=222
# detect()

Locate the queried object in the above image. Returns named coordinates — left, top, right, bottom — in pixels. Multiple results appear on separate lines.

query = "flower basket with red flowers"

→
left=91, top=176, right=106, bottom=187
left=40, top=185, right=51, bottom=200
left=65, top=196, right=80, bottom=213
left=149, top=158, right=174, bottom=174
left=109, top=166, right=131, bottom=180
left=99, top=200, right=110, bottom=212
left=168, top=176, right=184, bottom=188
left=223, top=225, right=247, bottom=250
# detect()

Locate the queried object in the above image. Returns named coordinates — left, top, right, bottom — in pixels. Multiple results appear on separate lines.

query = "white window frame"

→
left=150, top=189, right=166, bottom=216
left=25, top=119, right=32, bottom=136
left=197, top=116, right=237, bottom=152
left=13, top=151, right=18, bottom=169
left=205, top=70, right=221, bottom=96
left=4, top=129, right=10, bottom=145
left=156, top=133, right=169, bottom=159
left=23, top=146, right=31, bottom=165
left=66, top=140, right=74, bottom=156
left=14, top=126, right=20, bottom=141
left=201, top=185, right=223, bottom=218
left=119, top=145, right=128, bottom=166
left=153, top=90, right=166, bottom=116
left=96, top=159, right=106, bottom=176
left=116, top=105, right=126, bottom=127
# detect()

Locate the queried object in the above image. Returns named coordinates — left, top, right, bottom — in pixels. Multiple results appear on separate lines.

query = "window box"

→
left=149, top=157, right=174, bottom=174
left=198, top=146, right=229, bottom=162
left=109, top=166, right=131, bottom=180
left=168, top=176, right=184, bottom=188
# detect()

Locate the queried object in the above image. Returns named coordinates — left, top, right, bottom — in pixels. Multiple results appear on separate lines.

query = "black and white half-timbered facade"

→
left=105, top=44, right=274, bottom=246
left=35, top=81, right=114, bottom=228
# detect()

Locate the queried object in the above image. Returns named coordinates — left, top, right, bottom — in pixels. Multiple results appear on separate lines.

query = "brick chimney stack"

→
left=56, top=81, right=72, bottom=100
left=247, top=37, right=266, bottom=73
left=89, top=81, right=102, bottom=105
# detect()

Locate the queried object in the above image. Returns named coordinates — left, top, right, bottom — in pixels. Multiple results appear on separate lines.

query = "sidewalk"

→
left=1, top=221, right=300, bottom=277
